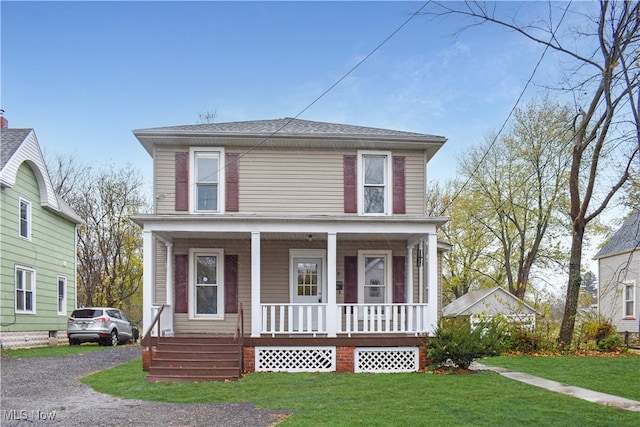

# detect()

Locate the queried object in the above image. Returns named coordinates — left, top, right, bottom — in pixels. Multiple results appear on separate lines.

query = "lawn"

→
left=1, top=342, right=137, bottom=358
left=480, top=353, right=640, bottom=401
left=81, top=358, right=640, bottom=426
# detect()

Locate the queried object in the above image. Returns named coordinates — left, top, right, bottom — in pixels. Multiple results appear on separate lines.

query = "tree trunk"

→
left=558, top=220, right=585, bottom=346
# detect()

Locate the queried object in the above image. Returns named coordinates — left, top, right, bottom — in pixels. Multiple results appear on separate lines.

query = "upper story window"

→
left=19, top=198, right=31, bottom=240
left=190, top=148, right=225, bottom=213
left=15, top=266, right=35, bottom=314
left=623, top=281, right=635, bottom=318
left=357, top=151, right=391, bottom=215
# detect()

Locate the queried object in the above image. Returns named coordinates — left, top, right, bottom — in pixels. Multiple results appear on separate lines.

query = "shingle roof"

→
left=134, top=117, right=445, bottom=140
left=442, top=288, right=498, bottom=317
left=593, top=211, right=640, bottom=259
left=1, top=128, right=33, bottom=169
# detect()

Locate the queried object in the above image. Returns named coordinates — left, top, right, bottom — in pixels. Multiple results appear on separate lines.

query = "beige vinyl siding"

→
left=166, top=238, right=426, bottom=334
left=154, top=146, right=427, bottom=216
left=153, top=239, right=167, bottom=304
left=172, top=239, right=251, bottom=335
left=155, top=146, right=184, bottom=214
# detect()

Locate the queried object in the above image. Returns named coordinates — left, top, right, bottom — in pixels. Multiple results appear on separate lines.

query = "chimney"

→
left=0, top=110, right=7, bottom=129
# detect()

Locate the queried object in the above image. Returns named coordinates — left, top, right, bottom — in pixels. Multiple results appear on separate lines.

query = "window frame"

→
left=57, top=275, right=67, bottom=315
left=623, top=281, right=636, bottom=319
left=18, top=197, right=32, bottom=240
left=15, top=265, right=36, bottom=314
left=189, top=147, right=226, bottom=214
left=357, top=249, right=393, bottom=305
left=357, top=150, right=392, bottom=216
left=188, top=248, right=225, bottom=320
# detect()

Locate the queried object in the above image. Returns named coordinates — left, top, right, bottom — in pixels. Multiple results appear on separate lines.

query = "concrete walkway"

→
left=471, top=362, right=640, bottom=412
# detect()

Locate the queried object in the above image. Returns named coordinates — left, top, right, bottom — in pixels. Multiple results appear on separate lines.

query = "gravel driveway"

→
left=1, top=345, right=289, bottom=426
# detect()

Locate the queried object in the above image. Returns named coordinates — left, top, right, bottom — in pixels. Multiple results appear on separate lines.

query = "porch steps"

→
left=146, top=336, right=243, bottom=382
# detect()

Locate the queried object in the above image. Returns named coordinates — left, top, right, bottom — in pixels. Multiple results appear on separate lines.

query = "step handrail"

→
left=141, top=304, right=165, bottom=348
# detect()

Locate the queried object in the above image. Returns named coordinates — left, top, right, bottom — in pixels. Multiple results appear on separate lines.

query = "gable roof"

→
left=442, top=287, right=537, bottom=317
left=1, top=128, right=82, bottom=224
left=593, top=211, right=640, bottom=259
left=133, top=117, right=446, bottom=159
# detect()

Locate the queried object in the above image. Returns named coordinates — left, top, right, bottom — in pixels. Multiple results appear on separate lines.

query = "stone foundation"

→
left=0, top=330, right=68, bottom=349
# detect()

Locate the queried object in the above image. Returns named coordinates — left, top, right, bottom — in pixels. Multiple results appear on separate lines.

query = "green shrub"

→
left=426, top=317, right=505, bottom=369
left=578, top=317, right=623, bottom=352
left=597, top=333, right=624, bottom=352
left=503, top=327, right=543, bottom=353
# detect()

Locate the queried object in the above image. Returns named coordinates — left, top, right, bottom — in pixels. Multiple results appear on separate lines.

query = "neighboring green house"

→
left=0, top=125, right=82, bottom=349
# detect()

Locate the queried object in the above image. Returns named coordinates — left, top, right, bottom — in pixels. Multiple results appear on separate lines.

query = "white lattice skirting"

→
left=256, top=346, right=336, bottom=372
left=355, top=347, right=419, bottom=373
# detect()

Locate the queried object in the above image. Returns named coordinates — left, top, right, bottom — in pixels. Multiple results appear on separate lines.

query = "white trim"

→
left=357, top=150, right=392, bottom=216
left=326, top=232, right=338, bottom=337
left=354, top=347, right=419, bottom=373
left=255, top=346, right=336, bottom=372
left=189, top=147, right=226, bottom=214
left=188, top=248, right=225, bottom=320
left=251, top=232, right=261, bottom=337
left=18, top=197, right=32, bottom=241
left=142, top=230, right=154, bottom=334
left=57, top=275, right=67, bottom=315
left=15, top=265, right=36, bottom=314
left=623, top=280, right=636, bottom=319
left=357, top=249, right=393, bottom=304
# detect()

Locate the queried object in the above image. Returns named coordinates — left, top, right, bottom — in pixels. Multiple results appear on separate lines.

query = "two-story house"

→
left=0, top=122, right=82, bottom=349
left=132, top=118, right=448, bottom=381
left=594, top=211, right=639, bottom=337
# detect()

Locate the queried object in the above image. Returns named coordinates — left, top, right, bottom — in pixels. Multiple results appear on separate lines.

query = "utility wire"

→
left=438, top=1, right=573, bottom=217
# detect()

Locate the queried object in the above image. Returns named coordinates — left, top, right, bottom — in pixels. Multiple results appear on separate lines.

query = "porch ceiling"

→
left=152, top=230, right=427, bottom=243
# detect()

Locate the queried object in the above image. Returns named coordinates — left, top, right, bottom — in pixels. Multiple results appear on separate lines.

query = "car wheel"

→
left=69, top=338, right=81, bottom=346
left=109, top=330, right=118, bottom=347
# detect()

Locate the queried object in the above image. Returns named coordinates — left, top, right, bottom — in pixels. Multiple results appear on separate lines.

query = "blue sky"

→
left=1, top=1, right=585, bottom=193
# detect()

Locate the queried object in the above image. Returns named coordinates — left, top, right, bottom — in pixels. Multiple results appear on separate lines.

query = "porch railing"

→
left=260, top=303, right=431, bottom=336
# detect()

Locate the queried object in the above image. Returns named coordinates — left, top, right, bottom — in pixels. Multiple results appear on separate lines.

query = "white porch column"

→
left=142, top=230, right=154, bottom=335
left=406, top=245, right=414, bottom=304
left=427, top=233, right=438, bottom=334
left=164, top=243, right=174, bottom=334
left=251, top=231, right=261, bottom=337
left=326, top=232, right=338, bottom=337
left=418, top=240, right=424, bottom=304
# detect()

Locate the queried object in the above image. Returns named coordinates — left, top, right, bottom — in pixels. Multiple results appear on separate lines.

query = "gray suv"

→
left=67, top=307, right=139, bottom=346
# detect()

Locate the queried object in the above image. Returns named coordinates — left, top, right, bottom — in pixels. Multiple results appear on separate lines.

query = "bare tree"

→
left=47, top=154, right=147, bottom=320
left=427, top=0, right=640, bottom=345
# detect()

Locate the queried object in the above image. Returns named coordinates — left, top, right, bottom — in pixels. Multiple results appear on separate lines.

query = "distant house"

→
left=594, top=211, right=640, bottom=334
left=442, top=287, right=537, bottom=329
left=132, top=117, right=449, bottom=380
left=0, top=124, right=82, bottom=349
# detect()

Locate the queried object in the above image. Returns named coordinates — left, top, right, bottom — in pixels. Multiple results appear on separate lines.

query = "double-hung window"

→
left=357, top=151, right=391, bottom=215
left=15, top=266, right=35, bottom=314
left=189, top=249, right=224, bottom=319
left=623, top=281, right=635, bottom=318
left=358, top=250, right=392, bottom=306
left=190, top=148, right=225, bottom=213
left=19, top=198, right=31, bottom=240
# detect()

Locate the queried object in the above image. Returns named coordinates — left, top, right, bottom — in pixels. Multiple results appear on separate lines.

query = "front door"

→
left=291, top=253, right=324, bottom=331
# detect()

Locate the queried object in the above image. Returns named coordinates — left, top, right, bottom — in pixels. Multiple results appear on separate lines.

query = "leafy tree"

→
left=426, top=0, right=640, bottom=346
left=48, top=154, right=147, bottom=321
left=457, top=97, right=571, bottom=300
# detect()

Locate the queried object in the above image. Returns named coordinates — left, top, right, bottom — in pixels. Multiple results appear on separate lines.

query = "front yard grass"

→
left=480, top=353, right=640, bottom=401
left=1, top=342, right=138, bottom=358
left=82, top=358, right=640, bottom=426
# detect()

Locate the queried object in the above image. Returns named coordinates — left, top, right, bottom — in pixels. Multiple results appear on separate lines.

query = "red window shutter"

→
left=343, top=155, right=357, bottom=213
left=174, top=254, right=188, bottom=313
left=393, top=256, right=406, bottom=303
left=344, top=256, right=358, bottom=303
left=393, top=156, right=406, bottom=214
left=225, top=254, right=239, bottom=313
left=226, top=153, right=239, bottom=212
left=175, top=152, right=189, bottom=211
